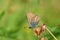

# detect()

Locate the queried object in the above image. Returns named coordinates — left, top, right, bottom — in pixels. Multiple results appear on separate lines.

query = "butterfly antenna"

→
left=46, top=27, right=58, bottom=40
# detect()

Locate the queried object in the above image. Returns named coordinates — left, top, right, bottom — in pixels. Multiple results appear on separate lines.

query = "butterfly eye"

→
left=29, top=27, right=32, bottom=29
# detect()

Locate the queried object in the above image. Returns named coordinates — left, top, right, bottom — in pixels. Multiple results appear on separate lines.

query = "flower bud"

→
left=40, top=38, right=45, bottom=40
left=40, top=37, right=48, bottom=40
left=41, top=24, right=46, bottom=31
left=34, top=27, right=41, bottom=36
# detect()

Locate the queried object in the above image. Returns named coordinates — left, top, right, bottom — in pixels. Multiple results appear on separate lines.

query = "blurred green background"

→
left=0, top=0, right=60, bottom=40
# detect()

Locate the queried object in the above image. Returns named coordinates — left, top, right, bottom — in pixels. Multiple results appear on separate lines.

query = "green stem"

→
left=46, top=27, right=58, bottom=40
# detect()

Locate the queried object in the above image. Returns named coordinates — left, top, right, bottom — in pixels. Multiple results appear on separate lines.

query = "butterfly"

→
left=26, top=12, right=40, bottom=29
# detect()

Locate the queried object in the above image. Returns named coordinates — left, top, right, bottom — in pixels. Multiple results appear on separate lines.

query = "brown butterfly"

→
left=26, top=12, right=40, bottom=29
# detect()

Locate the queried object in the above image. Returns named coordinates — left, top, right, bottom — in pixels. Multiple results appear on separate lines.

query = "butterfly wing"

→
left=26, top=12, right=40, bottom=29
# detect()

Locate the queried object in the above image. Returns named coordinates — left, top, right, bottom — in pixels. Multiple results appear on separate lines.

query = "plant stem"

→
left=46, top=27, right=58, bottom=40
left=37, top=36, right=39, bottom=40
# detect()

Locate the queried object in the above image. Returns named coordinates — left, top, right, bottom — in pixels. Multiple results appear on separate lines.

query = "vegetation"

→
left=0, top=0, right=60, bottom=40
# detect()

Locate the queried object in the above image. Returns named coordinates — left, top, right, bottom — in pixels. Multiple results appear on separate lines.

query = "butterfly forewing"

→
left=26, top=12, right=35, bottom=25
